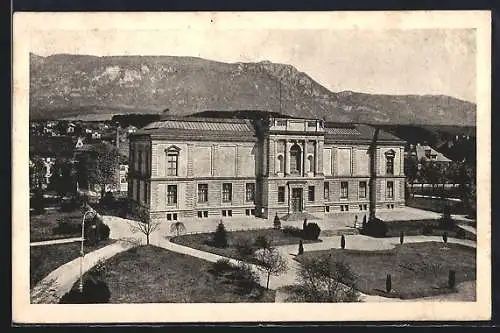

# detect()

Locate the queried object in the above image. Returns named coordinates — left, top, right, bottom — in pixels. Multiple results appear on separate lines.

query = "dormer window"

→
left=165, top=145, right=181, bottom=176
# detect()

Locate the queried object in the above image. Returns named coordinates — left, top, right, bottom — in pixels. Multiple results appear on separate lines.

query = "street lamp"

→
left=79, top=208, right=96, bottom=293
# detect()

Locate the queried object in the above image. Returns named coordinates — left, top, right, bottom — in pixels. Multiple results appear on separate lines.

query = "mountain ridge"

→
left=29, top=53, right=476, bottom=126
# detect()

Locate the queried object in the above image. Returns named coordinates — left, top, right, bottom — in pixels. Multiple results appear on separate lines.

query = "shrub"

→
left=60, top=197, right=78, bottom=212
left=273, top=213, right=281, bottom=230
left=254, top=235, right=271, bottom=250
left=32, top=189, right=45, bottom=215
left=456, top=228, right=466, bottom=239
left=439, top=205, right=455, bottom=230
left=212, top=258, right=233, bottom=275
left=442, top=232, right=448, bottom=244
left=282, top=226, right=303, bottom=238
left=362, top=215, right=367, bottom=228
left=303, top=223, right=321, bottom=240
left=422, top=224, right=434, bottom=236
left=399, top=231, right=404, bottom=244
left=448, top=270, right=456, bottom=289
left=361, top=218, right=387, bottom=238
left=340, top=235, right=346, bottom=249
left=213, top=221, right=228, bottom=248
left=386, top=274, right=392, bottom=292
left=232, top=262, right=260, bottom=294
left=298, top=240, right=304, bottom=255
left=303, top=219, right=308, bottom=230
left=234, top=236, right=255, bottom=257
left=98, top=223, right=110, bottom=241
left=60, top=278, right=111, bottom=304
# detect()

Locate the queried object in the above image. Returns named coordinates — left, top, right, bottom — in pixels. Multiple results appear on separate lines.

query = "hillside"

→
left=29, top=53, right=476, bottom=125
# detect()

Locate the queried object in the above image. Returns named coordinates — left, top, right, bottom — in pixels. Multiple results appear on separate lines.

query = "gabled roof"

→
left=415, top=144, right=452, bottom=163
left=324, top=123, right=404, bottom=144
left=134, top=117, right=258, bottom=142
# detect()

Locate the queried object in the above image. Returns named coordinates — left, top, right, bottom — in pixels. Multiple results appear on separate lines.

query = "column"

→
left=317, top=140, right=324, bottom=175
left=285, top=139, right=291, bottom=175
left=268, top=138, right=275, bottom=176
left=302, top=140, right=306, bottom=177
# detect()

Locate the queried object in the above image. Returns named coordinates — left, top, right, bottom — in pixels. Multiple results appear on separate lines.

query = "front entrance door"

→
left=291, top=188, right=303, bottom=212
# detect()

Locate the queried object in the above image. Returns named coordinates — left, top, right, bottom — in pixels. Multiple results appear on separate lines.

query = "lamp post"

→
left=79, top=209, right=96, bottom=293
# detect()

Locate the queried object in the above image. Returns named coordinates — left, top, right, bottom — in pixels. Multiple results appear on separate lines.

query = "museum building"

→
left=128, top=114, right=406, bottom=222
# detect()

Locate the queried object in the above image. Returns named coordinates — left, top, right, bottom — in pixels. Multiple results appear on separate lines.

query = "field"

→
left=63, top=245, right=275, bottom=303
left=296, top=242, right=476, bottom=299
left=171, top=228, right=321, bottom=264
left=30, top=240, right=115, bottom=288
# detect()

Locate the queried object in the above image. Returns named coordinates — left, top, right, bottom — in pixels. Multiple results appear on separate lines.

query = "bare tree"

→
left=254, top=247, right=288, bottom=289
left=294, top=255, right=360, bottom=302
left=128, top=209, right=160, bottom=245
left=169, top=221, right=187, bottom=237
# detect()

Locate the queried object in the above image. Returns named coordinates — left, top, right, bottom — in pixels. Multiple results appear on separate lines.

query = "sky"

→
left=30, top=28, right=476, bottom=103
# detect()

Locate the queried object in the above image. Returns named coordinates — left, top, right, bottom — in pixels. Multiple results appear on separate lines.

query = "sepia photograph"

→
left=12, top=11, right=491, bottom=323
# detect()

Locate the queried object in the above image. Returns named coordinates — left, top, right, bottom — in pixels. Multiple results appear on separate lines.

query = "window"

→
left=167, top=153, right=178, bottom=176
left=173, top=213, right=178, bottom=220
left=325, top=206, right=330, bottom=213
left=386, top=181, right=394, bottom=199
left=203, top=211, right=208, bottom=218
left=222, top=183, right=232, bottom=202
left=144, top=182, right=149, bottom=203
left=167, top=214, right=172, bottom=221
left=385, top=150, right=395, bottom=175
left=308, top=186, right=315, bottom=202
left=245, top=209, right=250, bottom=216
left=138, top=150, right=143, bottom=174
left=359, top=181, right=367, bottom=199
left=307, top=121, right=316, bottom=128
left=341, top=181, right=349, bottom=199
left=246, top=183, right=255, bottom=202
left=340, top=204, right=349, bottom=212
left=278, top=186, right=286, bottom=203
left=197, top=211, right=203, bottom=218
left=166, top=146, right=180, bottom=176
left=277, top=155, right=284, bottom=173
left=276, top=119, right=287, bottom=127
left=167, top=185, right=177, bottom=205
left=222, top=210, right=232, bottom=217
left=324, top=182, right=330, bottom=200
left=198, top=184, right=208, bottom=203
left=290, top=144, right=301, bottom=174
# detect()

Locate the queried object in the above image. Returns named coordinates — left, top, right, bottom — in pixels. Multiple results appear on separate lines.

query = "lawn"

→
left=30, top=209, right=84, bottom=242
left=171, top=228, right=320, bottom=264
left=64, top=245, right=275, bottom=303
left=30, top=240, right=115, bottom=288
left=295, top=242, right=476, bottom=299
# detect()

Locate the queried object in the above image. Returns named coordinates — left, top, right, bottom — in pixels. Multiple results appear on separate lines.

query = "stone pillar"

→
left=268, top=138, right=275, bottom=176
left=317, top=140, right=324, bottom=175
left=285, top=140, right=291, bottom=175
left=302, top=141, right=306, bottom=177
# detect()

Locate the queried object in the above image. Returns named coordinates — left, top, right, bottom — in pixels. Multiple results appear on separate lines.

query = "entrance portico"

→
left=287, top=180, right=307, bottom=214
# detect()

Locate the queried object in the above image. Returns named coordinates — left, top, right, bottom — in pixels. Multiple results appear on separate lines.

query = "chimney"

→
left=368, top=127, right=379, bottom=221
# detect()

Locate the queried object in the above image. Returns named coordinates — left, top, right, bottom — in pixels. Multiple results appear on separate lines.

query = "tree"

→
left=128, top=208, right=160, bottom=245
left=213, top=220, right=228, bottom=248
left=79, top=142, right=119, bottom=198
left=254, top=235, right=271, bottom=251
left=295, top=255, right=360, bottom=302
left=170, top=221, right=187, bottom=237
left=254, top=247, right=288, bottom=289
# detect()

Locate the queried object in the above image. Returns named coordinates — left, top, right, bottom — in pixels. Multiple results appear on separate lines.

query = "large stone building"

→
left=128, top=114, right=406, bottom=222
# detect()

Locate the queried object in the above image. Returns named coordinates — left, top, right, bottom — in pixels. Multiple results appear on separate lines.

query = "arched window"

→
left=277, top=154, right=284, bottom=173
left=290, top=144, right=301, bottom=174
left=307, top=155, right=314, bottom=173
left=165, top=146, right=181, bottom=176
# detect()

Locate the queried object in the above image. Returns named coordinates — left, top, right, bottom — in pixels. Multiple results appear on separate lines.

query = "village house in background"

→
left=127, top=113, right=406, bottom=223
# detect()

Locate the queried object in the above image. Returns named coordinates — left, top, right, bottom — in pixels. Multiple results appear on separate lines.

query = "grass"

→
left=171, top=228, right=320, bottom=264
left=30, top=239, right=115, bottom=288
left=65, top=245, right=275, bottom=303
left=30, top=209, right=83, bottom=242
left=295, top=242, right=476, bottom=299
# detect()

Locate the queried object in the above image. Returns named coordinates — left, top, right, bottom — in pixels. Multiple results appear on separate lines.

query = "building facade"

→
left=128, top=115, right=406, bottom=222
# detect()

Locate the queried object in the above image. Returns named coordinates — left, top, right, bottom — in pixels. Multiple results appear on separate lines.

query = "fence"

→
left=407, top=183, right=462, bottom=199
